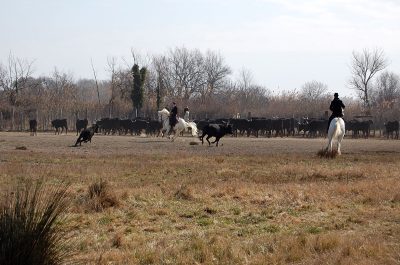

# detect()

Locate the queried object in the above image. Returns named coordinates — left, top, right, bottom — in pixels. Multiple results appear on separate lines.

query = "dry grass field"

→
left=0, top=132, right=399, bottom=264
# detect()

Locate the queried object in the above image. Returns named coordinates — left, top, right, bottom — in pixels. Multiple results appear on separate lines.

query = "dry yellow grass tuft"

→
left=174, top=184, right=195, bottom=200
left=85, top=180, right=119, bottom=212
left=317, top=148, right=338, bottom=158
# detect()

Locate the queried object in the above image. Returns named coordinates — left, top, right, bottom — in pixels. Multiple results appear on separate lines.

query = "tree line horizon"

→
left=0, top=47, right=399, bottom=130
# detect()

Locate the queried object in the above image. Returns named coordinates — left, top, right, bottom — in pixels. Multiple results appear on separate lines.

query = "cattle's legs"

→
left=211, top=137, right=220, bottom=147
left=199, top=132, right=206, bottom=145
left=206, top=135, right=212, bottom=145
left=74, top=137, right=82, bottom=146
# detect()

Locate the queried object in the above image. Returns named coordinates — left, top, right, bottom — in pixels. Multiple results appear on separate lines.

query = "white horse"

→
left=326, top=117, right=345, bottom=155
left=158, top=108, right=198, bottom=141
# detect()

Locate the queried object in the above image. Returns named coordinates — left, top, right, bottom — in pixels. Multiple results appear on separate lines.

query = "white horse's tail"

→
left=332, top=119, right=341, bottom=139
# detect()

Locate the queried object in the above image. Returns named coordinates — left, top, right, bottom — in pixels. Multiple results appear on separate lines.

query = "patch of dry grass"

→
left=317, top=148, right=339, bottom=158
left=86, top=180, right=119, bottom=212
left=0, top=137, right=399, bottom=264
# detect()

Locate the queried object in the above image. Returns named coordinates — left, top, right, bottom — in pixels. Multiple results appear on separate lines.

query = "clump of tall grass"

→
left=317, top=148, right=338, bottom=159
left=86, top=180, right=119, bottom=212
left=0, top=180, right=73, bottom=265
left=174, top=185, right=195, bottom=200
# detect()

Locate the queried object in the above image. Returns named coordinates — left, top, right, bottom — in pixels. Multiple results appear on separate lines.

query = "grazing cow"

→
left=131, top=119, right=149, bottom=135
left=298, top=121, right=310, bottom=137
left=74, top=124, right=98, bottom=146
left=384, top=121, right=399, bottom=139
left=96, top=118, right=120, bottom=135
left=29, top=119, right=37, bottom=136
left=357, top=120, right=373, bottom=138
left=76, top=118, right=88, bottom=135
left=146, top=120, right=163, bottom=137
left=230, top=119, right=250, bottom=137
left=120, top=119, right=134, bottom=135
left=51, top=119, right=68, bottom=134
left=347, top=120, right=373, bottom=138
left=346, top=120, right=358, bottom=137
left=271, top=119, right=284, bottom=137
left=308, top=119, right=327, bottom=138
left=199, top=123, right=233, bottom=147
left=283, top=118, right=297, bottom=136
left=249, top=118, right=265, bottom=138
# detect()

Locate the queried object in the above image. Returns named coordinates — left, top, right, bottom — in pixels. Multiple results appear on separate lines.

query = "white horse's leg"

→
left=170, top=127, right=180, bottom=141
left=164, top=123, right=172, bottom=139
left=337, top=131, right=345, bottom=155
left=172, top=124, right=183, bottom=142
left=327, top=138, right=333, bottom=153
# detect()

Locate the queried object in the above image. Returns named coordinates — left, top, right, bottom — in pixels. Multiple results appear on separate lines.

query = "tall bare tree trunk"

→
left=11, top=106, right=15, bottom=131
left=0, top=111, right=3, bottom=130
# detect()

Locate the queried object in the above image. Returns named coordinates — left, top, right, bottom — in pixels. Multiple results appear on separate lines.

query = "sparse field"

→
left=0, top=132, right=399, bottom=264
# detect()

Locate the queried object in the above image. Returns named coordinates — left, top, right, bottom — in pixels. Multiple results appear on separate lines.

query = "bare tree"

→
left=299, top=81, right=328, bottom=118
left=349, top=48, right=388, bottom=110
left=199, top=51, right=231, bottom=102
left=106, top=57, right=118, bottom=118
left=47, top=69, right=75, bottom=117
left=169, top=47, right=205, bottom=100
left=90, top=59, right=101, bottom=105
left=0, top=53, right=34, bottom=129
left=300, top=80, right=327, bottom=101
left=373, top=71, right=400, bottom=109
left=152, top=55, right=172, bottom=100
left=234, top=68, right=253, bottom=115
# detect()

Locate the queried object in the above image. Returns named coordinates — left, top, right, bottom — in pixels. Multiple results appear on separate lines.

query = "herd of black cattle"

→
left=26, top=116, right=400, bottom=140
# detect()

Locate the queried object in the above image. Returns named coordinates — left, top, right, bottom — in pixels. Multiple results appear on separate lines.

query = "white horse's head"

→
left=158, top=108, right=170, bottom=122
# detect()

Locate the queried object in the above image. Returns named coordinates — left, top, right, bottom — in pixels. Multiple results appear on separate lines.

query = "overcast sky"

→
left=1, top=0, right=400, bottom=97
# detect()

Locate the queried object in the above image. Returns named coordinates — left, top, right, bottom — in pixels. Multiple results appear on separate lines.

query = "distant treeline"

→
left=0, top=47, right=399, bottom=131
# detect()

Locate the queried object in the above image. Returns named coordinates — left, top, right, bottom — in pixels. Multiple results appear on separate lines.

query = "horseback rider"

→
left=327, top=92, right=345, bottom=132
left=183, top=106, right=189, bottom=122
left=169, top=102, right=178, bottom=129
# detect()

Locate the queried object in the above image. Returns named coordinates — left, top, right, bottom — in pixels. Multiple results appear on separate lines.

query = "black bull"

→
left=75, top=125, right=98, bottom=146
left=199, top=124, right=233, bottom=147
left=51, top=119, right=68, bottom=134
left=76, top=119, right=88, bottom=135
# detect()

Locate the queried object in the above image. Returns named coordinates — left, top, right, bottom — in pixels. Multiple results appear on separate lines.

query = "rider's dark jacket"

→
left=329, top=98, right=345, bottom=117
left=170, top=106, right=178, bottom=117
left=170, top=106, right=178, bottom=127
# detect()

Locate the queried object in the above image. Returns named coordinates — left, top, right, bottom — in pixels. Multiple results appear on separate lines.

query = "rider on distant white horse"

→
left=327, top=93, right=345, bottom=133
left=169, top=102, right=178, bottom=130
left=326, top=92, right=346, bottom=155
left=183, top=106, right=190, bottom=122
left=158, top=105, right=198, bottom=141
